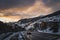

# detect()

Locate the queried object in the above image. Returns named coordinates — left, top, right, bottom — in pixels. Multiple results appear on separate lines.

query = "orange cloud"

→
left=0, top=0, right=52, bottom=15
left=0, top=0, right=53, bottom=22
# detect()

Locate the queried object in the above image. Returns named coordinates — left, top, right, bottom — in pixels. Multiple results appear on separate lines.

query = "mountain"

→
left=6, top=10, right=60, bottom=33
left=0, top=10, right=60, bottom=40
left=18, top=10, right=60, bottom=24
left=17, top=15, right=44, bottom=24
left=0, top=10, right=60, bottom=33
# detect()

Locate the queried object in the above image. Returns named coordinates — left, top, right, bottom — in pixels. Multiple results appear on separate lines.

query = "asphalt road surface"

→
left=25, top=32, right=60, bottom=40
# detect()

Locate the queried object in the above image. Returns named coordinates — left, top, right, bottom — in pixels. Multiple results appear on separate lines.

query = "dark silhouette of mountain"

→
left=15, top=10, right=60, bottom=33
left=0, top=21, right=11, bottom=33
left=0, top=21, right=25, bottom=33
left=0, top=10, right=60, bottom=33
left=18, top=10, right=60, bottom=24
left=17, top=17, right=38, bottom=24
left=40, top=10, right=60, bottom=18
left=0, top=11, right=60, bottom=40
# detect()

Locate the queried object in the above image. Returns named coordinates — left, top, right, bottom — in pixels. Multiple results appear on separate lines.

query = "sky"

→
left=0, top=0, right=60, bottom=22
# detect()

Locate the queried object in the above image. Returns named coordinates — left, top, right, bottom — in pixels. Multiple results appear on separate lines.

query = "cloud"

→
left=0, top=0, right=60, bottom=15
left=0, top=0, right=35, bottom=9
left=0, top=0, right=60, bottom=22
left=42, top=0, right=60, bottom=6
left=42, top=0, right=60, bottom=11
left=0, top=0, right=52, bottom=16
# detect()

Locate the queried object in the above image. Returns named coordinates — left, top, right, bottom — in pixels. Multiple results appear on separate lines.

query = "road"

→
left=26, top=32, right=60, bottom=40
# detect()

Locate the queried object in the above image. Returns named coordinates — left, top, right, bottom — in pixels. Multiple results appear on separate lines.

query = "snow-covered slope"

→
left=8, top=11, right=60, bottom=34
left=0, top=11, right=60, bottom=40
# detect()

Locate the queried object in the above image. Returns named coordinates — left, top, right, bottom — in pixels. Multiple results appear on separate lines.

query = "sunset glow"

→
left=0, top=0, right=60, bottom=22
